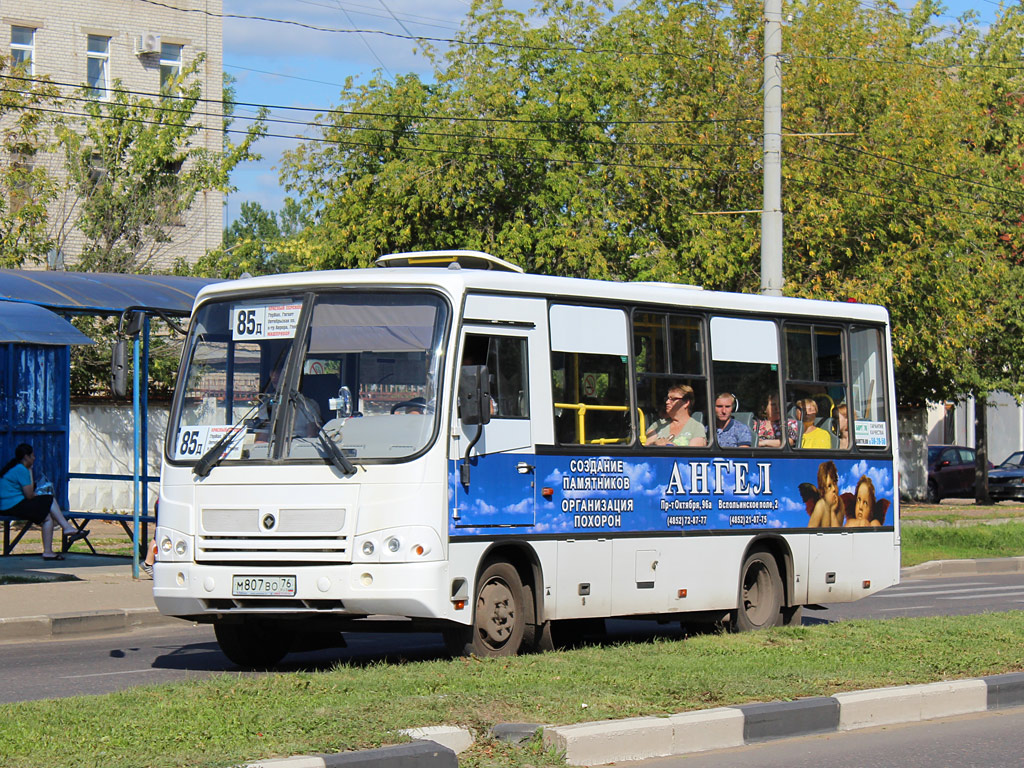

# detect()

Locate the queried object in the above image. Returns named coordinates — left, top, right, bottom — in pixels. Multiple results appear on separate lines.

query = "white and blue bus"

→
left=155, top=251, right=899, bottom=667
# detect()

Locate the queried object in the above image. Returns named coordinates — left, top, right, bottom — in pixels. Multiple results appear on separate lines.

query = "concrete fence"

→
left=69, top=403, right=168, bottom=513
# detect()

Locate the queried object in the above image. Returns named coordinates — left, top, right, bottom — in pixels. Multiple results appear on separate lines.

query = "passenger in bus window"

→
left=753, top=393, right=783, bottom=448
left=807, top=460, right=843, bottom=527
left=795, top=398, right=831, bottom=450
left=645, top=384, right=707, bottom=447
left=835, top=403, right=850, bottom=450
left=714, top=392, right=751, bottom=448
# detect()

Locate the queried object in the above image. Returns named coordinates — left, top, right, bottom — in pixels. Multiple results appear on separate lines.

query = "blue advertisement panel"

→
left=450, top=453, right=894, bottom=536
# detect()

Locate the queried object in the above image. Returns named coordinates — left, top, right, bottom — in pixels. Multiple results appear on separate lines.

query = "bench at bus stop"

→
left=2, top=471, right=158, bottom=557
left=1, top=511, right=156, bottom=556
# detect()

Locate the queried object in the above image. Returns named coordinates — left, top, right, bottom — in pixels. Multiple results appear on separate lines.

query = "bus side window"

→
left=462, top=334, right=530, bottom=419
left=549, top=304, right=630, bottom=445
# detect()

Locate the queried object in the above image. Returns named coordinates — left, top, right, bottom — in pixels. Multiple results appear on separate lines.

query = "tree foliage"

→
left=54, top=55, right=265, bottom=273
left=187, top=198, right=306, bottom=279
left=0, top=55, right=60, bottom=267
left=278, top=1, right=1023, bottom=407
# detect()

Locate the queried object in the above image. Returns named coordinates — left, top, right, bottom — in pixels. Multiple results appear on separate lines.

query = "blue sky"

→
left=221, top=0, right=997, bottom=224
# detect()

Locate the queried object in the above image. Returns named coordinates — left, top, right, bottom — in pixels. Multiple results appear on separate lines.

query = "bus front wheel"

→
left=453, top=561, right=526, bottom=657
left=214, top=618, right=293, bottom=669
left=732, top=550, right=783, bottom=632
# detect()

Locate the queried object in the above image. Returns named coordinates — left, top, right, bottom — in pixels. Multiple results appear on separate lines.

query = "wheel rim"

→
left=476, top=576, right=517, bottom=649
left=742, top=561, right=772, bottom=626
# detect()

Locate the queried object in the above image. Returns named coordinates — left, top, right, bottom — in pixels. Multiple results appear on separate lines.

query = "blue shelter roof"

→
left=0, top=301, right=94, bottom=345
left=0, top=270, right=219, bottom=315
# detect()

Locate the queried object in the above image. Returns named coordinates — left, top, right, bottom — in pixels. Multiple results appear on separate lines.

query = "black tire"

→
left=460, top=561, right=527, bottom=657
left=927, top=480, right=941, bottom=504
left=781, top=604, right=803, bottom=627
left=214, top=618, right=293, bottom=669
left=732, top=550, right=783, bottom=632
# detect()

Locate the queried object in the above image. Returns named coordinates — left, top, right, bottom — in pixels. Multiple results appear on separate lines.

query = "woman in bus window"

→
left=753, top=392, right=783, bottom=448
left=646, top=384, right=707, bottom=447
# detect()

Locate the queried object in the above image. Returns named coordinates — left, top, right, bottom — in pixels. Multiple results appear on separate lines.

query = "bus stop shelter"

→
left=0, top=270, right=218, bottom=575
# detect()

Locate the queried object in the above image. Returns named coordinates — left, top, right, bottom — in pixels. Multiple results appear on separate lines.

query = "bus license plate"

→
left=232, top=575, right=296, bottom=597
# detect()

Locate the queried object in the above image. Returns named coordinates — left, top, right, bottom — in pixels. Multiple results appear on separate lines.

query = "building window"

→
left=11, top=26, right=35, bottom=75
left=86, top=35, right=110, bottom=99
left=160, top=43, right=182, bottom=91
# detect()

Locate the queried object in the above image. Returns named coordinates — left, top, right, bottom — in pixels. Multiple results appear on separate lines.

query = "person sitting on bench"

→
left=0, top=443, right=86, bottom=560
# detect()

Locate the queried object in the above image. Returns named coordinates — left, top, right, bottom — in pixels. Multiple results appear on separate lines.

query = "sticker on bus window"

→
left=854, top=420, right=887, bottom=447
left=174, top=425, right=248, bottom=461
left=231, top=303, right=302, bottom=341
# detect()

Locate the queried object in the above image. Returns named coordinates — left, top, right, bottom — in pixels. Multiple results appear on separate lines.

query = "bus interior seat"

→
left=299, top=373, right=339, bottom=419
left=734, top=411, right=754, bottom=431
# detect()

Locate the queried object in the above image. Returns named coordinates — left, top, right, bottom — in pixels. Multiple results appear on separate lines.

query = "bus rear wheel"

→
left=732, top=550, right=783, bottom=632
left=214, top=618, right=293, bottom=669
left=457, top=561, right=526, bottom=657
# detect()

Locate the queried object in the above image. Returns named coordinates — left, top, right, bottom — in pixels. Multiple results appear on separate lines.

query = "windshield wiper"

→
left=192, top=397, right=267, bottom=478
left=291, top=392, right=357, bottom=476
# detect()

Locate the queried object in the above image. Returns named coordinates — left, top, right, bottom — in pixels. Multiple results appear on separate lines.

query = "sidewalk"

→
left=0, top=552, right=175, bottom=643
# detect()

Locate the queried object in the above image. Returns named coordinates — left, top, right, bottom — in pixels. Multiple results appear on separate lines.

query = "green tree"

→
left=55, top=55, right=265, bottom=273
left=278, top=0, right=1024, bottom=416
left=0, top=54, right=60, bottom=267
left=188, top=199, right=306, bottom=279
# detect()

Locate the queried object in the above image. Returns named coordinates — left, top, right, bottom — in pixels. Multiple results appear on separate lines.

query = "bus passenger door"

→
left=450, top=297, right=548, bottom=528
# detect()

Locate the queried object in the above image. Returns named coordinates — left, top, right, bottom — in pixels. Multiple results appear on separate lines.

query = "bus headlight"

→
left=161, top=536, right=172, bottom=554
left=386, top=537, right=401, bottom=553
left=362, top=541, right=375, bottom=556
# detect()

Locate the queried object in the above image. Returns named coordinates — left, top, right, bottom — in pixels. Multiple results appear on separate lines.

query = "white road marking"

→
left=60, top=668, right=163, bottom=679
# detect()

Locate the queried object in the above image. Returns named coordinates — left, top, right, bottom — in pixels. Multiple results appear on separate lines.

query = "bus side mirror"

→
left=111, top=339, right=128, bottom=398
left=458, top=365, right=492, bottom=426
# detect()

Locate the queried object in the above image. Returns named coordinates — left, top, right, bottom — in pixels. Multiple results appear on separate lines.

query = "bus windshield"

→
left=170, top=291, right=449, bottom=465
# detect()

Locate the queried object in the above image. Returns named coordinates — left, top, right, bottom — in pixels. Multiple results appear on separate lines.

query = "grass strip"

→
left=901, top=522, right=1024, bottom=566
left=1, top=612, right=1022, bottom=768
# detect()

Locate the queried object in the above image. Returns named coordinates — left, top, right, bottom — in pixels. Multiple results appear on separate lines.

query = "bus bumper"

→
left=152, top=560, right=455, bottom=621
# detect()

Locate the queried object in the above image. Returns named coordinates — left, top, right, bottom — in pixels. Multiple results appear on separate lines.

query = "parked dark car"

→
left=987, top=451, right=1024, bottom=501
left=927, top=444, right=979, bottom=503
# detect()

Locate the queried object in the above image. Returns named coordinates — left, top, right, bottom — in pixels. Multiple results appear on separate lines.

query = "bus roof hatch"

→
left=374, top=250, right=524, bottom=273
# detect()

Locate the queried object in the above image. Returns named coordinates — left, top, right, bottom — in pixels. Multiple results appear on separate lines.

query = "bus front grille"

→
left=196, top=535, right=350, bottom=562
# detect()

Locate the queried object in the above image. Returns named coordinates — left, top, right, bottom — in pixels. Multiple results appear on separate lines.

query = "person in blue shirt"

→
left=715, top=392, right=752, bottom=448
left=0, top=443, right=86, bottom=560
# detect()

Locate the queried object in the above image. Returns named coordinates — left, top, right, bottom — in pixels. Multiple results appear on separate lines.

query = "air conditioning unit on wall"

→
left=134, top=32, right=161, bottom=55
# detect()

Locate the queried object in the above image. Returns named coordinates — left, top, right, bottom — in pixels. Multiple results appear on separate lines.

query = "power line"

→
left=5, top=99, right=761, bottom=176
left=801, top=133, right=1024, bottom=200
left=136, top=0, right=702, bottom=60
left=784, top=173, right=1008, bottom=223
left=2, top=82, right=762, bottom=153
left=2, top=72, right=760, bottom=128
left=784, top=149, right=1008, bottom=211
left=789, top=51, right=1024, bottom=73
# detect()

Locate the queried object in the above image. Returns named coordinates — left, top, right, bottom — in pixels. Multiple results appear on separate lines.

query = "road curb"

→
left=542, top=672, right=1024, bottom=765
left=244, top=740, right=456, bottom=768
left=900, top=556, right=1024, bottom=579
left=0, top=606, right=178, bottom=643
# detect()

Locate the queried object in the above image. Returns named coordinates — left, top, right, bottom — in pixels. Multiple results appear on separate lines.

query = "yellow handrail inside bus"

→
left=554, top=402, right=629, bottom=444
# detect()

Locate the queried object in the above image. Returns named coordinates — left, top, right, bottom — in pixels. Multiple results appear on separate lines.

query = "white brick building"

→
left=2, top=0, right=223, bottom=270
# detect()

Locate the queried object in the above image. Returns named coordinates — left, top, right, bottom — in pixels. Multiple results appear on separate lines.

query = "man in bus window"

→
left=714, top=392, right=752, bottom=448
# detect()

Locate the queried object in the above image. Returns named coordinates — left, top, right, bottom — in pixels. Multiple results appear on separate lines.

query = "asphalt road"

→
left=2, top=573, right=1023, bottom=704
left=630, top=707, right=1024, bottom=768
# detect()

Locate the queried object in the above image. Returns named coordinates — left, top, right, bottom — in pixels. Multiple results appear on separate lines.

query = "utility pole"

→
left=761, top=0, right=784, bottom=296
